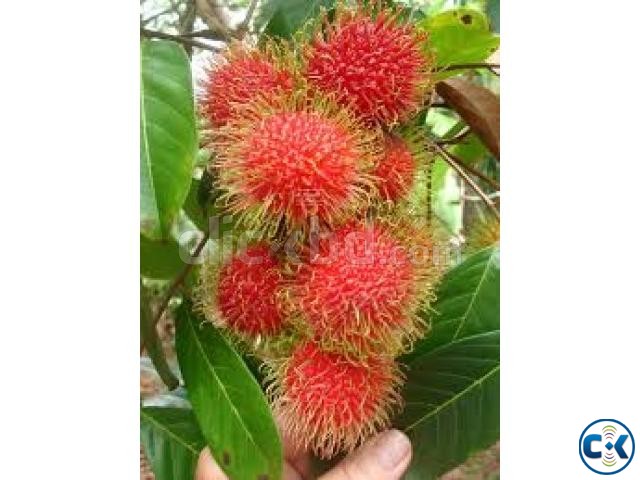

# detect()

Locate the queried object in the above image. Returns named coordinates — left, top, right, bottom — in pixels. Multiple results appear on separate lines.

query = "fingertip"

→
left=195, top=448, right=229, bottom=480
left=374, top=429, right=412, bottom=471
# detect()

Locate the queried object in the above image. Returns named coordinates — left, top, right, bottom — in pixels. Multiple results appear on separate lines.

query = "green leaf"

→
left=175, top=302, right=283, bottom=480
left=140, top=407, right=206, bottom=480
left=396, top=246, right=500, bottom=479
left=419, top=8, right=499, bottom=74
left=450, top=134, right=487, bottom=166
left=398, top=333, right=499, bottom=479
left=261, top=0, right=334, bottom=39
left=141, top=40, right=197, bottom=240
left=410, top=245, right=499, bottom=356
left=141, top=235, right=184, bottom=279
left=430, top=113, right=490, bottom=167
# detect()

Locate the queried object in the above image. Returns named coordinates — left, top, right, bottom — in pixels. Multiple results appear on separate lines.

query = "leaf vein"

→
left=404, top=364, right=500, bottom=432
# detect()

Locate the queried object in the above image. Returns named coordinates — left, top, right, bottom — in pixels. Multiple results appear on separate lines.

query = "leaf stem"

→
left=141, top=280, right=179, bottom=390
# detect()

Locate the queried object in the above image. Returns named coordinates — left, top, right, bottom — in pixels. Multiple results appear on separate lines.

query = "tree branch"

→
left=195, top=0, right=236, bottom=41
left=464, top=191, right=500, bottom=201
left=180, top=28, right=225, bottom=40
left=436, top=126, right=472, bottom=145
left=433, top=143, right=500, bottom=219
left=178, top=0, right=198, bottom=57
left=434, top=131, right=500, bottom=191
left=445, top=149, right=500, bottom=191
left=150, top=233, right=210, bottom=341
left=141, top=27, right=222, bottom=52
left=238, top=0, right=260, bottom=36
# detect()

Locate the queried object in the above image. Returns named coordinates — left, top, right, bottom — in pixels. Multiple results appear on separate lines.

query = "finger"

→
left=195, top=448, right=229, bottom=480
left=318, top=430, right=412, bottom=480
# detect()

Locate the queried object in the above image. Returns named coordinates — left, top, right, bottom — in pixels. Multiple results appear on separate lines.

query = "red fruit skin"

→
left=290, top=221, right=425, bottom=355
left=374, top=135, right=416, bottom=202
left=200, top=47, right=293, bottom=127
left=305, top=9, right=432, bottom=126
left=271, top=342, right=402, bottom=458
left=212, top=243, right=285, bottom=337
left=242, top=111, right=359, bottom=224
left=214, top=92, right=380, bottom=233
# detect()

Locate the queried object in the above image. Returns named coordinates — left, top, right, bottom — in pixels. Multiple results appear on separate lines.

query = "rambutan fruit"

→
left=197, top=242, right=286, bottom=341
left=285, top=219, right=438, bottom=356
left=213, top=91, right=381, bottom=234
left=373, top=134, right=424, bottom=203
left=269, top=342, right=403, bottom=458
left=304, top=6, right=434, bottom=126
left=199, top=42, right=294, bottom=127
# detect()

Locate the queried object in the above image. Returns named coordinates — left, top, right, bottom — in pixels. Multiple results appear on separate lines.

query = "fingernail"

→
left=373, top=430, right=411, bottom=470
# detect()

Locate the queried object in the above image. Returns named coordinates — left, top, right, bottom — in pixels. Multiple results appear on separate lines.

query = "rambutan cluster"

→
left=197, top=1, right=440, bottom=460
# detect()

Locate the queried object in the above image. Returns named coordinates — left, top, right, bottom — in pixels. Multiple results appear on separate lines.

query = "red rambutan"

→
left=213, top=91, right=381, bottom=233
left=200, top=42, right=294, bottom=127
left=197, top=242, right=286, bottom=340
left=304, top=6, right=433, bottom=126
left=374, top=134, right=418, bottom=203
left=269, top=342, right=403, bottom=458
left=286, top=219, right=438, bottom=355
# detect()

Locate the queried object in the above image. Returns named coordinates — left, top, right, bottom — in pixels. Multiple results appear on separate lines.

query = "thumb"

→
left=319, top=430, right=412, bottom=480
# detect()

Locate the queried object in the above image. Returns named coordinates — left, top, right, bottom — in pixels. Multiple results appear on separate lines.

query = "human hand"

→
left=195, top=429, right=412, bottom=480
